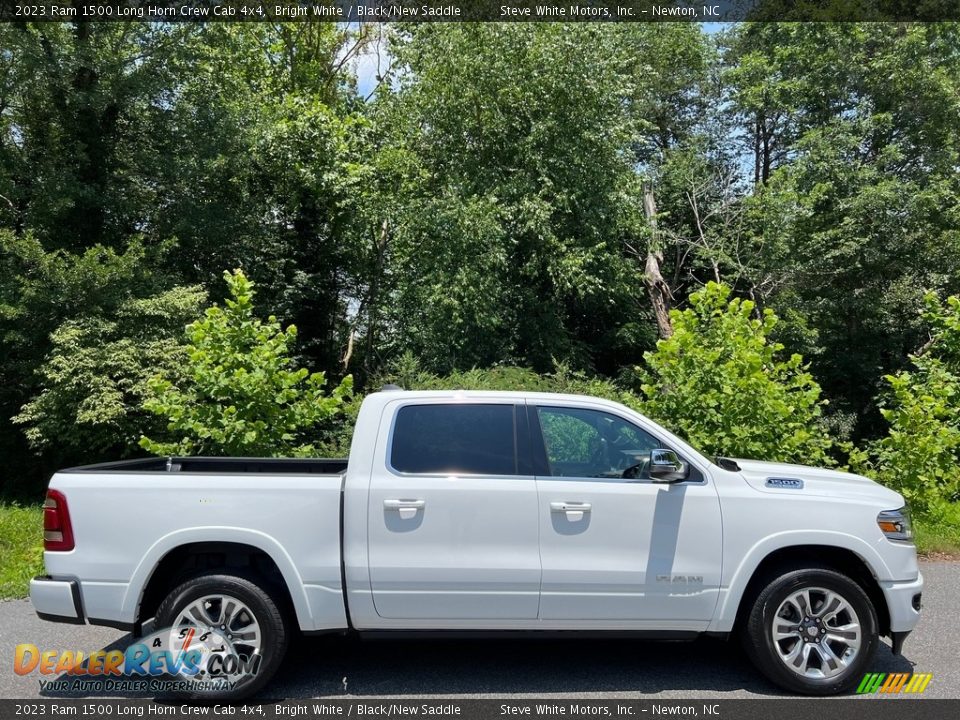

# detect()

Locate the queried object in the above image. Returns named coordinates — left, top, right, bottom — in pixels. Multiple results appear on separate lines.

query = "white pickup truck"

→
left=31, top=389, right=922, bottom=698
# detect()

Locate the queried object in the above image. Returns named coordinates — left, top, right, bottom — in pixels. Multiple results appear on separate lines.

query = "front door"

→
left=367, top=401, right=541, bottom=621
left=531, top=403, right=723, bottom=625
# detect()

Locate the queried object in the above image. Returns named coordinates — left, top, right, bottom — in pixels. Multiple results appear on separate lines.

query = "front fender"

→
left=708, top=530, right=893, bottom=633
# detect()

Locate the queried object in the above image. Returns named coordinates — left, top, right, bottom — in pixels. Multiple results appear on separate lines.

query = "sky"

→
left=354, top=41, right=382, bottom=98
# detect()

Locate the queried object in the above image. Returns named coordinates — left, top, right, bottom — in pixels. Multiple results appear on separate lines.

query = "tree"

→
left=0, top=22, right=365, bottom=489
left=367, top=24, right=644, bottom=373
left=14, top=286, right=207, bottom=460
left=139, top=270, right=352, bottom=458
left=0, top=23, right=204, bottom=252
left=615, top=25, right=733, bottom=344
left=0, top=233, right=181, bottom=493
left=637, top=282, right=835, bottom=464
left=853, top=293, right=960, bottom=511
left=3, top=20, right=960, bottom=504
left=725, top=23, right=960, bottom=438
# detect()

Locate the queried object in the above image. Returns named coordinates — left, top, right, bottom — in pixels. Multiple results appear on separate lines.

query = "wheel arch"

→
left=124, top=529, right=313, bottom=631
left=715, top=539, right=891, bottom=637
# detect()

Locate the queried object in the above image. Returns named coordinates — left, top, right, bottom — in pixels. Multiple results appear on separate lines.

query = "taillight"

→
left=43, top=489, right=74, bottom=552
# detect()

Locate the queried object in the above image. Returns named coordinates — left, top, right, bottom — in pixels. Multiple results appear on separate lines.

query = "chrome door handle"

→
left=384, top=499, right=425, bottom=509
left=384, top=499, right=425, bottom=519
left=550, top=502, right=592, bottom=512
left=550, top=501, right=591, bottom=521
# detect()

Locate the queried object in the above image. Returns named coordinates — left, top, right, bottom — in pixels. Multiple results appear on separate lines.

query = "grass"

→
left=0, top=502, right=44, bottom=599
left=914, top=502, right=960, bottom=558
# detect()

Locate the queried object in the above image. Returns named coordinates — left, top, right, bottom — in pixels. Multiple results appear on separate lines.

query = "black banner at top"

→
left=0, top=700, right=958, bottom=719
left=1, top=0, right=960, bottom=22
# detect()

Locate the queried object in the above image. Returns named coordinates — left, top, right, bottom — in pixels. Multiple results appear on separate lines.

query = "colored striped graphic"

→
left=903, top=673, right=934, bottom=693
left=856, top=672, right=932, bottom=694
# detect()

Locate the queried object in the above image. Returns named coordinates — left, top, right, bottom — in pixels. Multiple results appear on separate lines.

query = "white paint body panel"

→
left=36, top=390, right=922, bottom=640
left=536, top=479, right=722, bottom=624
left=366, top=399, right=541, bottom=619
left=41, top=473, right=346, bottom=631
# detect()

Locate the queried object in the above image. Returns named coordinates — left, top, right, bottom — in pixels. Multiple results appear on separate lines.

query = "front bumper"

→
left=30, top=576, right=84, bottom=625
left=881, top=571, right=923, bottom=634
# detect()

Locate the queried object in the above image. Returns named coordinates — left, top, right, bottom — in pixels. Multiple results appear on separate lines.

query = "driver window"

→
left=536, top=406, right=660, bottom=480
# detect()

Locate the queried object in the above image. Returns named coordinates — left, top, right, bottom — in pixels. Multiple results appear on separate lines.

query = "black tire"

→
left=154, top=573, right=290, bottom=700
left=742, top=566, right=879, bottom=695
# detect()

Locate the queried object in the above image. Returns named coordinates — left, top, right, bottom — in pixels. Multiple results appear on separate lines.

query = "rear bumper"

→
left=881, top=571, right=923, bottom=634
left=30, top=576, right=84, bottom=625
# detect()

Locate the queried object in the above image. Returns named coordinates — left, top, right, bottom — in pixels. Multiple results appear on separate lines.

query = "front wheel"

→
left=743, top=567, right=879, bottom=695
left=154, top=573, right=290, bottom=700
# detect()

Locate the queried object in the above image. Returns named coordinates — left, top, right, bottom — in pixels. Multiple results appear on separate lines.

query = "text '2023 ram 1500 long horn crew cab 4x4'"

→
left=31, top=389, right=922, bottom=698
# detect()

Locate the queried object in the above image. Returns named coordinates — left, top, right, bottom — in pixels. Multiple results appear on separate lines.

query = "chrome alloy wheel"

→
left=771, top=586, right=862, bottom=680
left=173, top=594, right=262, bottom=681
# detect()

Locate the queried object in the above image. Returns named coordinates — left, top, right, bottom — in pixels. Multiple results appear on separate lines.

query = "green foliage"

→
left=853, top=293, right=960, bottom=510
left=369, top=24, right=656, bottom=372
left=638, top=282, right=835, bottom=463
left=0, top=235, right=159, bottom=327
left=378, top=351, right=635, bottom=403
left=140, top=271, right=352, bottom=458
left=0, top=235, right=176, bottom=391
left=725, top=24, right=960, bottom=437
left=0, top=503, right=43, bottom=600
left=14, top=286, right=207, bottom=457
left=2, top=21, right=960, bottom=509
left=0, top=232, right=185, bottom=491
left=538, top=412, right=593, bottom=465
left=913, top=498, right=960, bottom=556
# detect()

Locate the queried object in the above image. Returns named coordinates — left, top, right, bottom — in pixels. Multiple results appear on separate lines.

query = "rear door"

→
left=531, top=402, right=723, bottom=625
left=366, top=400, right=541, bottom=621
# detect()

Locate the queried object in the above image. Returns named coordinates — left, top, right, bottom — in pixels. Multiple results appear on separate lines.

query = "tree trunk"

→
left=364, top=218, right=390, bottom=372
left=642, top=185, right=673, bottom=339
left=754, top=114, right=762, bottom=186
left=761, top=119, right=772, bottom=184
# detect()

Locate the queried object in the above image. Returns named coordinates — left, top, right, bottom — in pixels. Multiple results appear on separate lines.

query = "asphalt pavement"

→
left=1, top=562, right=956, bottom=700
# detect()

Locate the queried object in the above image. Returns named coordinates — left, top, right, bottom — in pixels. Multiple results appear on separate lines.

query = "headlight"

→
left=878, top=507, right=913, bottom=542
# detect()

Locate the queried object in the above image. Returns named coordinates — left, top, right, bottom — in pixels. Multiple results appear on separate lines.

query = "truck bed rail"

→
left=59, top=456, right=349, bottom=475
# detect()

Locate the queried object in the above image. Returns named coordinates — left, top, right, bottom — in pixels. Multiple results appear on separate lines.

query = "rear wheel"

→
left=154, top=573, right=290, bottom=700
left=743, top=567, right=878, bottom=695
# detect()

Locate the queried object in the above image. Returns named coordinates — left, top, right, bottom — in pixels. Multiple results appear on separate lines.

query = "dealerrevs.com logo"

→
left=856, top=672, right=933, bottom=694
left=14, top=625, right=260, bottom=694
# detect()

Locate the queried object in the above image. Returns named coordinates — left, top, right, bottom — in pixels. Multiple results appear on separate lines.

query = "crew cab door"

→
left=531, top=402, right=723, bottom=625
left=366, top=400, right=540, bottom=621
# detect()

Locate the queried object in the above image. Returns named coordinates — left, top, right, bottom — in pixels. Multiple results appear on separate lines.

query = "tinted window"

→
left=391, top=404, right=517, bottom=475
left=536, top=406, right=659, bottom=479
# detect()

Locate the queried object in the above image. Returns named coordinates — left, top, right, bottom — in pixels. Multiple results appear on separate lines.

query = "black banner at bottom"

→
left=0, top=699, right=957, bottom=720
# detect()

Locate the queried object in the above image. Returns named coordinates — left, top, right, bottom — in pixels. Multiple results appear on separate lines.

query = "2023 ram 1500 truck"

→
left=31, top=389, right=922, bottom=698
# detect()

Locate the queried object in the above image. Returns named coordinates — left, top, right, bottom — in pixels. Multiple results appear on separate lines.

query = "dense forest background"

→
left=2, top=22, right=959, bottom=508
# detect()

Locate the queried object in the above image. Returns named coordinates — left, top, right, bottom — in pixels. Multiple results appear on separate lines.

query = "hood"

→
left=733, top=458, right=905, bottom=507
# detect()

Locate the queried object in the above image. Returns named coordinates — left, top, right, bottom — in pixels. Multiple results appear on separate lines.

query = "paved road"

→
left=1, top=562, right=956, bottom=700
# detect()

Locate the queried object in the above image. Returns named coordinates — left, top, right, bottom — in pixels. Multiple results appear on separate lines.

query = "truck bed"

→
left=59, top=456, right=349, bottom=475
left=42, top=456, right=349, bottom=632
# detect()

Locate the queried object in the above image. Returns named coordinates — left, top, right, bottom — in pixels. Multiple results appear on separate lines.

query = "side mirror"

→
left=648, top=449, right=688, bottom=483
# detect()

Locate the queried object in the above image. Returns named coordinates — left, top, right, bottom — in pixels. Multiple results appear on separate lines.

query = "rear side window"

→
left=390, top=404, right=517, bottom=476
